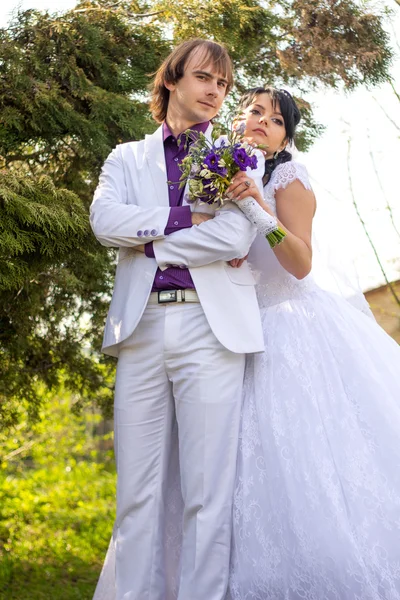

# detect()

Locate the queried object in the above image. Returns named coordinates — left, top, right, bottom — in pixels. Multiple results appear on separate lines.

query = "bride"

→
left=93, top=88, right=400, bottom=600
left=227, top=86, right=400, bottom=599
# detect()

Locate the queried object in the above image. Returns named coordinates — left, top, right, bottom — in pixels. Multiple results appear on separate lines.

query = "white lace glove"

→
left=233, top=197, right=278, bottom=237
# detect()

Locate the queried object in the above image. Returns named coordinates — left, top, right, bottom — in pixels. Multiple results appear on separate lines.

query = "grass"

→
left=0, top=390, right=116, bottom=599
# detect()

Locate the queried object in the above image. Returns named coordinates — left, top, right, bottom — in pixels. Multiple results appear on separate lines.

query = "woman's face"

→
left=240, top=93, right=287, bottom=158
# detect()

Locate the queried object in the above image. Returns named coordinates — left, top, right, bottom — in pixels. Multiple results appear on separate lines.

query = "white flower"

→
left=235, top=122, right=246, bottom=135
left=190, top=163, right=201, bottom=175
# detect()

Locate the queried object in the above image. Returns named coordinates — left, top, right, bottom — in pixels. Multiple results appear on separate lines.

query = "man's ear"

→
left=164, top=80, right=176, bottom=92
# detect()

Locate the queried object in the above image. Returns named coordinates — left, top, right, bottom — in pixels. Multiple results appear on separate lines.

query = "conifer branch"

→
left=6, top=150, right=48, bottom=164
left=73, top=7, right=164, bottom=18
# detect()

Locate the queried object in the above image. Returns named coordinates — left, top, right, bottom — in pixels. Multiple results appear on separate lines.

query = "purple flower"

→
left=203, top=178, right=218, bottom=194
left=201, top=178, right=219, bottom=204
left=232, top=147, right=252, bottom=171
left=203, top=152, right=226, bottom=175
left=249, top=154, right=258, bottom=170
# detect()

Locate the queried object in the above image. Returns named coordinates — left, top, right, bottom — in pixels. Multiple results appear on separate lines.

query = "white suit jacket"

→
left=90, top=124, right=264, bottom=357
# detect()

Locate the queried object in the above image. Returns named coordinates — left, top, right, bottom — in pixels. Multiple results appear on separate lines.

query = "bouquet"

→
left=177, top=125, right=286, bottom=248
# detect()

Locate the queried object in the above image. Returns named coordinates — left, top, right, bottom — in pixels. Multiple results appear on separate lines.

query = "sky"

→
left=1, top=0, right=399, bottom=292
left=302, top=35, right=400, bottom=292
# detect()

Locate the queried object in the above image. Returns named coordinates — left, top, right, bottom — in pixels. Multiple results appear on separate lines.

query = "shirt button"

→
left=151, top=229, right=158, bottom=236
left=143, top=230, right=150, bottom=236
left=170, top=185, right=175, bottom=190
left=137, top=230, right=143, bottom=237
left=159, top=275, right=164, bottom=280
left=174, top=221, right=179, bottom=226
left=174, top=157, right=179, bottom=162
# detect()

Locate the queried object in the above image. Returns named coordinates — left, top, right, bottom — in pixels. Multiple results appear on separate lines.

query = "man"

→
left=90, top=38, right=264, bottom=600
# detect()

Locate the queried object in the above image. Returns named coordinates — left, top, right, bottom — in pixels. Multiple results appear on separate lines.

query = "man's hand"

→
left=229, top=253, right=249, bottom=268
left=191, top=212, right=214, bottom=226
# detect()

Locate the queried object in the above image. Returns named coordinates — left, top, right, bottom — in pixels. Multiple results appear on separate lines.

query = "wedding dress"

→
left=229, top=160, right=400, bottom=599
left=93, top=161, right=400, bottom=600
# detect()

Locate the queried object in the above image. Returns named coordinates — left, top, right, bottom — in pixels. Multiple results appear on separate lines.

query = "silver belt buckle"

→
left=158, top=290, right=178, bottom=303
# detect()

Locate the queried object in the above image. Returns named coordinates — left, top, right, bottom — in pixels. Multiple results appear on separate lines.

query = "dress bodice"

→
left=248, top=161, right=318, bottom=308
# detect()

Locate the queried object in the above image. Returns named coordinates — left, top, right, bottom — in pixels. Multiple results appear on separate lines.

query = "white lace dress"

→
left=93, top=161, right=400, bottom=600
left=228, top=161, right=400, bottom=600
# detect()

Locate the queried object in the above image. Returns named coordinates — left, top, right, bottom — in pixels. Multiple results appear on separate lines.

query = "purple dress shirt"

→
left=145, top=121, right=210, bottom=291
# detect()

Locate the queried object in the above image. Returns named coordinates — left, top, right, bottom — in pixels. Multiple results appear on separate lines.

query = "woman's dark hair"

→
left=236, top=87, right=301, bottom=183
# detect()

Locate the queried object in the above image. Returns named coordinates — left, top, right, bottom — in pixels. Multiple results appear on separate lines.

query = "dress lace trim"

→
left=270, top=161, right=311, bottom=193
left=265, top=161, right=312, bottom=213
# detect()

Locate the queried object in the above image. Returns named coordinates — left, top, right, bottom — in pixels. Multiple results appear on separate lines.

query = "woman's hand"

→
left=229, top=254, right=249, bottom=268
left=226, top=172, right=264, bottom=205
left=135, top=244, right=145, bottom=253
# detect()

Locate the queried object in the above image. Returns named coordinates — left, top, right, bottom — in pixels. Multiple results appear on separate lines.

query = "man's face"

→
left=165, top=47, right=229, bottom=128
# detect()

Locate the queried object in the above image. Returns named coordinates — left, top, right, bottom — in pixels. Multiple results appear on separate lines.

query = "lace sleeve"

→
left=232, top=197, right=278, bottom=237
left=269, top=161, right=312, bottom=194
left=231, top=150, right=279, bottom=237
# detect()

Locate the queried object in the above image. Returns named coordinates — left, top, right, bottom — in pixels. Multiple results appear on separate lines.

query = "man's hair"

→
left=149, top=38, right=233, bottom=123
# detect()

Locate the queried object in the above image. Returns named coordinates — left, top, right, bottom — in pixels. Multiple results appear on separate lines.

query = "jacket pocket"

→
left=224, top=264, right=256, bottom=285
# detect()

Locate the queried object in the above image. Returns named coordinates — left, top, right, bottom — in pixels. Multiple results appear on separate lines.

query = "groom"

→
left=90, top=38, right=264, bottom=600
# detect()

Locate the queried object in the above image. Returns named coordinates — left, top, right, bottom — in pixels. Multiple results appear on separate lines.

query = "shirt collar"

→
left=163, top=121, right=210, bottom=143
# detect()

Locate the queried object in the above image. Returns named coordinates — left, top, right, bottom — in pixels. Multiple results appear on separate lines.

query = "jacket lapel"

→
left=144, top=125, right=169, bottom=207
left=144, top=123, right=214, bottom=210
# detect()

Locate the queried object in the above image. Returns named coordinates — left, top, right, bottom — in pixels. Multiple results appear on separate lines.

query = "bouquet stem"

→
left=266, top=226, right=287, bottom=248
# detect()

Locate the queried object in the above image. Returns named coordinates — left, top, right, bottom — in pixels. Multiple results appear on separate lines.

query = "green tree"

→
left=0, top=3, right=169, bottom=428
left=153, top=0, right=392, bottom=89
left=0, top=0, right=394, bottom=428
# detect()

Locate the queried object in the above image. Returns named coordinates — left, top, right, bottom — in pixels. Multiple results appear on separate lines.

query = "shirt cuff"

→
left=144, top=242, right=155, bottom=258
left=164, top=207, right=192, bottom=234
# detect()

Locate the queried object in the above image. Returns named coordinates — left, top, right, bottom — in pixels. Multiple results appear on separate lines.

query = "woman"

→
left=226, top=87, right=400, bottom=599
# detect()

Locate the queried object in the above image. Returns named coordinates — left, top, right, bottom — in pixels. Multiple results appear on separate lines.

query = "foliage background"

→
left=0, top=389, right=115, bottom=598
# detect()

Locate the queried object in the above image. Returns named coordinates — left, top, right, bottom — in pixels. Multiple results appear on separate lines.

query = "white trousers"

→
left=113, top=302, right=245, bottom=600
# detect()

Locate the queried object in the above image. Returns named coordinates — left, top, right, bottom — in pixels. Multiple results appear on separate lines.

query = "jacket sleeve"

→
left=89, top=145, right=171, bottom=247
left=152, top=202, right=257, bottom=269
